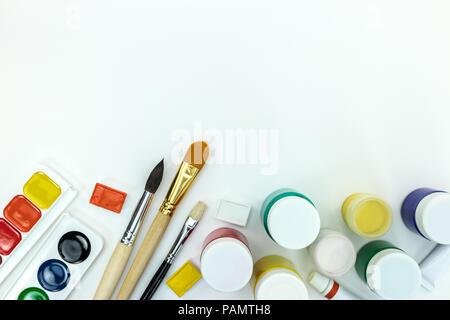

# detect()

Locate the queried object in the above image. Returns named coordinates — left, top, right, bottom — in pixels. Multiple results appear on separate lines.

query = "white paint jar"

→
left=261, top=188, right=321, bottom=250
left=308, top=229, right=356, bottom=277
left=355, top=240, right=422, bottom=299
left=200, top=227, right=253, bottom=293
left=252, top=255, right=308, bottom=300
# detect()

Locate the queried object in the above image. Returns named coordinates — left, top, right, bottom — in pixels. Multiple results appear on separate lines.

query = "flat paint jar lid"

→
left=254, top=268, right=308, bottom=300
left=416, top=192, right=450, bottom=244
left=201, top=237, right=253, bottom=292
left=267, top=196, right=320, bottom=250
left=367, top=249, right=421, bottom=300
left=313, top=232, right=356, bottom=277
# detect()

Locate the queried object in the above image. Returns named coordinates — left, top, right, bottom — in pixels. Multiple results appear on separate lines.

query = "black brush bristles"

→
left=145, top=159, right=164, bottom=193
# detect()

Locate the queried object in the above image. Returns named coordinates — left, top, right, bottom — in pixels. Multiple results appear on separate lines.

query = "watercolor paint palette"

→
left=0, top=164, right=76, bottom=284
left=5, top=214, right=103, bottom=300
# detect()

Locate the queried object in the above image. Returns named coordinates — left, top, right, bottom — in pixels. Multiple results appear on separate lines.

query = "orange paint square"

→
left=4, top=195, right=42, bottom=232
left=89, top=183, right=127, bottom=214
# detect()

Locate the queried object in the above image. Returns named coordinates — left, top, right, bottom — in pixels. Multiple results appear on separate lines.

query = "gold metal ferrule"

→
left=159, top=162, right=201, bottom=216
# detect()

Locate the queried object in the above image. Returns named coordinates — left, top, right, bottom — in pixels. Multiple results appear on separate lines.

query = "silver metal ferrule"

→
left=120, top=190, right=154, bottom=246
left=166, top=216, right=198, bottom=264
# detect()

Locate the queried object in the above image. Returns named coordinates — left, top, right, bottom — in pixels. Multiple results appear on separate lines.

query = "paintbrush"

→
left=140, top=201, right=207, bottom=300
left=116, top=141, right=209, bottom=300
left=93, top=159, right=164, bottom=300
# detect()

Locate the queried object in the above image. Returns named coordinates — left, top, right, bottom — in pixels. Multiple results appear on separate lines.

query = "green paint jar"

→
left=261, top=188, right=321, bottom=250
left=355, top=240, right=422, bottom=299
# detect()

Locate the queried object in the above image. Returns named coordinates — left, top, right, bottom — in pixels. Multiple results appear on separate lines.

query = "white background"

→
left=1, top=0, right=450, bottom=300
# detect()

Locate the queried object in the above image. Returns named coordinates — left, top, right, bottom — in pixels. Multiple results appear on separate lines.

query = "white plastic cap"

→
left=308, top=271, right=332, bottom=294
left=367, top=249, right=422, bottom=300
left=201, top=237, right=253, bottom=292
left=416, top=192, right=450, bottom=244
left=254, top=268, right=309, bottom=300
left=267, top=196, right=321, bottom=250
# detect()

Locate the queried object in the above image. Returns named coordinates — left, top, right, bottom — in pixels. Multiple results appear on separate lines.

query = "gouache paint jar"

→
left=355, top=240, right=421, bottom=300
left=308, top=229, right=356, bottom=277
left=200, top=227, right=253, bottom=292
left=401, top=188, right=450, bottom=244
left=261, top=188, right=321, bottom=250
left=342, top=194, right=393, bottom=239
left=252, top=255, right=308, bottom=300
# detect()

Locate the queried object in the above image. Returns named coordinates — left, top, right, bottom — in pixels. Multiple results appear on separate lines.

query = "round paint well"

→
left=58, top=231, right=91, bottom=264
left=308, top=229, right=356, bottom=277
left=201, top=235, right=253, bottom=293
left=342, top=194, right=393, bottom=239
left=18, top=287, right=49, bottom=300
left=262, top=189, right=321, bottom=250
left=37, top=259, right=70, bottom=292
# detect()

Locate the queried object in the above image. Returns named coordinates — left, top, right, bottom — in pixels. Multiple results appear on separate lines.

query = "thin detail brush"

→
left=140, top=201, right=207, bottom=300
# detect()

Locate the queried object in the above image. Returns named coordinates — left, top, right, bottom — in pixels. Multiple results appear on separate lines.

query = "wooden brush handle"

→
left=116, top=212, right=172, bottom=300
left=93, top=242, right=133, bottom=300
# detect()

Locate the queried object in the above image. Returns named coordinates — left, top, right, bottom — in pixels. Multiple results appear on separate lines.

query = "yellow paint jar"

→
left=342, top=194, right=393, bottom=239
left=252, top=255, right=308, bottom=300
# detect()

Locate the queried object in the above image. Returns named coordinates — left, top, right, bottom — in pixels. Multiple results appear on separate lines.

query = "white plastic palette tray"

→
left=0, top=164, right=77, bottom=285
left=4, top=213, right=103, bottom=300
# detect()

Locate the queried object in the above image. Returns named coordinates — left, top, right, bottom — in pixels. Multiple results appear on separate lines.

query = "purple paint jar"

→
left=401, top=188, right=450, bottom=244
